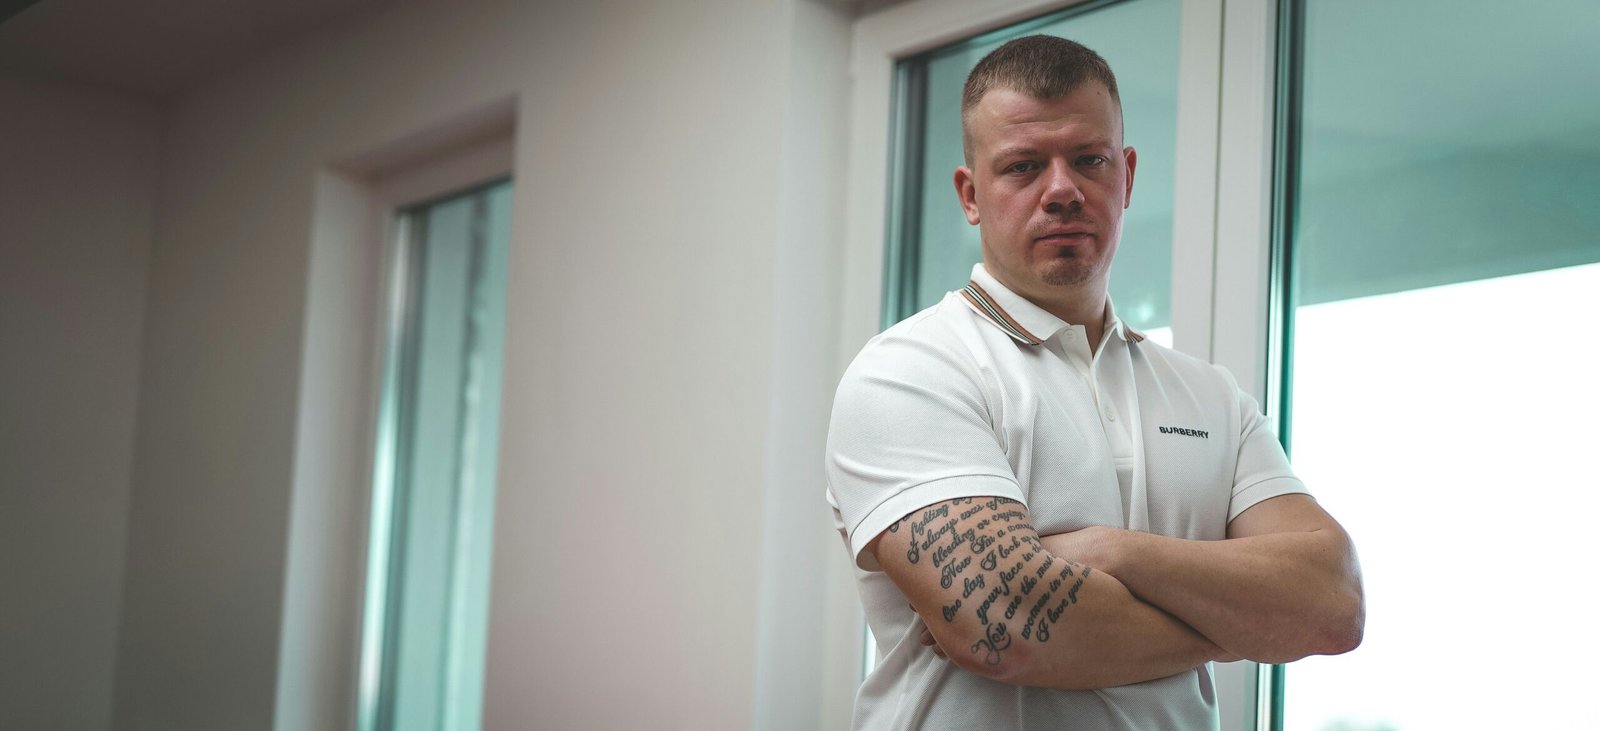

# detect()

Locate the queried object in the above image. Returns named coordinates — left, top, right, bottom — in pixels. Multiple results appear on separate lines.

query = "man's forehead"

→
left=966, top=84, right=1123, bottom=149
left=970, top=84, right=1119, bottom=124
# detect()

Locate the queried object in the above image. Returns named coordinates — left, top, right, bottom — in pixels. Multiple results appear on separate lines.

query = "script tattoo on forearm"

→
left=889, top=497, right=1093, bottom=666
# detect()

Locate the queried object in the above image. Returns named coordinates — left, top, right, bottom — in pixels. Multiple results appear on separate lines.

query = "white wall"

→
left=105, top=0, right=859, bottom=728
left=751, top=1, right=862, bottom=727
left=0, top=77, right=159, bottom=731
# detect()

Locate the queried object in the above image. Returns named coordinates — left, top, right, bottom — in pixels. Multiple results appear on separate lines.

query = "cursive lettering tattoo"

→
left=920, top=519, right=957, bottom=550
left=1020, top=583, right=1056, bottom=640
left=971, top=622, right=1012, bottom=665
left=886, top=497, right=1098, bottom=666
left=939, top=555, right=972, bottom=589
left=910, top=504, right=950, bottom=534
left=976, top=584, right=1006, bottom=624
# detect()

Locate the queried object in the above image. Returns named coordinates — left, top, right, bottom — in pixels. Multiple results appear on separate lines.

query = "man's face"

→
left=955, top=83, right=1136, bottom=305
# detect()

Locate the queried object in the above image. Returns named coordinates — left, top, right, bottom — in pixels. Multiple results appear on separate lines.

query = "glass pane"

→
left=1285, top=266, right=1600, bottom=730
left=1280, top=1, right=1600, bottom=728
left=900, top=0, right=1180, bottom=343
left=361, top=179, right=513, bottom=731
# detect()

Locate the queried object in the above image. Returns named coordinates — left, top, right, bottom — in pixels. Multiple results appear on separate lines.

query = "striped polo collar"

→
left=959, top=263, right=1145, bottom=346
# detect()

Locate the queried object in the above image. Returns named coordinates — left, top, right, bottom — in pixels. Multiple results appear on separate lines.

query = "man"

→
left=825, top=35, right=1363, bottom=729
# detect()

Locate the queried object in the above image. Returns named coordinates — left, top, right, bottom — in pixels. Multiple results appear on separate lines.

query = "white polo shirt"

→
left=825, top=263, right=1308, bottom=730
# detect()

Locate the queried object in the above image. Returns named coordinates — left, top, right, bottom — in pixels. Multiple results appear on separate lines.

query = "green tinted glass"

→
left=890, top=0, right=1180, bottom=341
left=1277, top=1, right=1600, bottom=728
left=361, top=179, right=513, bottom=731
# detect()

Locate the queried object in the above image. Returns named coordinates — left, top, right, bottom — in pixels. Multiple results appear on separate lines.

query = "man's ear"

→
left=954, top=166, right=981, bottom=225
left=1122, top=146, right=1137, bottom=208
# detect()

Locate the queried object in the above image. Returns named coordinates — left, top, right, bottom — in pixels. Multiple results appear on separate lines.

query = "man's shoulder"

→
left=1133, top=337, right=1232, bottom=385
left=833, top=292, right=1001, bottom=397
left=879, top=292, right=974, bottom=338
left=853, top=293, right=986, bottom=361
left=1130, top=336, right=1201, bottom=365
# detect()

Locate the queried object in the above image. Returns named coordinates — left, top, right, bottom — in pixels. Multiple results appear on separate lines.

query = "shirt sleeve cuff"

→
left=1228, top=475, right=1310, bottom=523
left=847, top=473, right=1024, bottom=571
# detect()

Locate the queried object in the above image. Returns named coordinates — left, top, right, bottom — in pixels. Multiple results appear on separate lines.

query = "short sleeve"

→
left=825, top=328, right=1024, bottom=571
left=1224, top=376, right=1311, bottom=522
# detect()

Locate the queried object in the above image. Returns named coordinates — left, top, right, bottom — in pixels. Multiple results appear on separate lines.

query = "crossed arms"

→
left=867, top=492, right=1364, bottom=690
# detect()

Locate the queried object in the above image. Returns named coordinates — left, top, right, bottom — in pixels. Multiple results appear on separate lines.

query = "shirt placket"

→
left=1091, top=334, right=1149, bottom=531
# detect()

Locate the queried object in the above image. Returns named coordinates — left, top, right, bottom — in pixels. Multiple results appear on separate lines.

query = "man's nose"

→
left=1041, top=160, right=1085, bottom=212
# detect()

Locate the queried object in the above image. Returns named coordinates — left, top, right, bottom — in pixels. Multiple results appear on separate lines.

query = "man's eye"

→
left=1076, top=155, right=1108, bottom=168
left=1005, top=161, right=1038, bottom=174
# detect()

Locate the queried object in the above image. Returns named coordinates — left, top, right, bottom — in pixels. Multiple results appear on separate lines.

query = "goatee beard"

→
left=1039, top=259, right=1092, bottom=287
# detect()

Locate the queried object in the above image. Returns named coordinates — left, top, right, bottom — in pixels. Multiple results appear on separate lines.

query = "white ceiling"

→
left=0, top=0, right=397, bottom=99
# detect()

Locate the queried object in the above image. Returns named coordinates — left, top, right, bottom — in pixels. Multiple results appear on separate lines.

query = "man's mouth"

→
left=1034, top=217, right=1095, bottom=241
left=1037, top=231, right=1092, bottom=243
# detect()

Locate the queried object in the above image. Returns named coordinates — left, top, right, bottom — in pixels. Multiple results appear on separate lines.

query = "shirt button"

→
left=1062, top=330, right=1075, bottom=340
left=1105, top=410, right=1116, bottom=421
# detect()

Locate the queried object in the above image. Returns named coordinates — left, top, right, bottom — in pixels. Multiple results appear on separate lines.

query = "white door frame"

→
left=839, top=0, right=1283, bottom=727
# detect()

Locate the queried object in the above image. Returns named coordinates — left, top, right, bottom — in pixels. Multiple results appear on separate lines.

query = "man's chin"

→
left=1038, top=263, right=1092, bottom=287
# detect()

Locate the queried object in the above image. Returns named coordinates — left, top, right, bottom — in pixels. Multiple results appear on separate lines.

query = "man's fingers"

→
left=919, top=629, right=948, bottom=658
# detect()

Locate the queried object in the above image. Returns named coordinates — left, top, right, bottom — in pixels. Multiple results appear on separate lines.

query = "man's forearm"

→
left=1043, top=517, right=1363, bottom=663
left=992, top=566, right=1234, bottom=690
left=1120, top=529, right=1360, bottom=663
left=874, top=497, right=1233, bottom=691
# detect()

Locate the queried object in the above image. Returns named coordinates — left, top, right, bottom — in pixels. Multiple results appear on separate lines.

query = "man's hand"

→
left=917, top=625, right=948, bottom=658
left=908, top=601, right=950, bottom=658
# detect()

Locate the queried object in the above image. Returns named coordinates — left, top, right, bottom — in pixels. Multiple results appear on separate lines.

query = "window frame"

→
left=276, top=98, right=515, bottom=731
left=841, top=0, right=1283, bottom=727
left=357, top=140, right=514, bottom=731
left=359, top=172, right=513, bottom=731
left=879, top=0, right=1138, bottom=329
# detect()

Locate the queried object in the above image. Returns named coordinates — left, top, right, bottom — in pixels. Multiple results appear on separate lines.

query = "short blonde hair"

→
left=961, top=35, right=1121, bottom=163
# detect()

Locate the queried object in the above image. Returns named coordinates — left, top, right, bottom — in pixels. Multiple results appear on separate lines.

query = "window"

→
left=885, top=0, right=1181, bottom=345
left=871, top=0, right=1184, bottom=678
left=359, top=178, right=514, bottom=731
left=1273, top=1, right=1600, bottom=728
left=859, top=0, right=1599, bottom=726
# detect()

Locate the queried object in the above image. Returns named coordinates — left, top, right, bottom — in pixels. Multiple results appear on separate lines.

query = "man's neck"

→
left=984, top=265, right=1109, bottom=350
left=1040, top=292, right=1107, bottom=353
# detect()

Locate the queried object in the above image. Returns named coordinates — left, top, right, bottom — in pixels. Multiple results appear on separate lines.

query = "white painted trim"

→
left=1210, top=0, right=1281, bottom=727
left=1257, top=660, right=1277, bottom=730
left=278, top=170, right=385, bottom=731
left=1210, top=0, right=1278, bottom=403
left=1170, top=0, right=1224, bottom=361
left=753, top=3, right=858, bottom=729
left=1171, top=1, right=1265, bottom=723
left=853, top=0, right=1089, bottom=59
left=277, top=103, right=514, bottom=731
left=371, top=135, right=514, bottom=211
